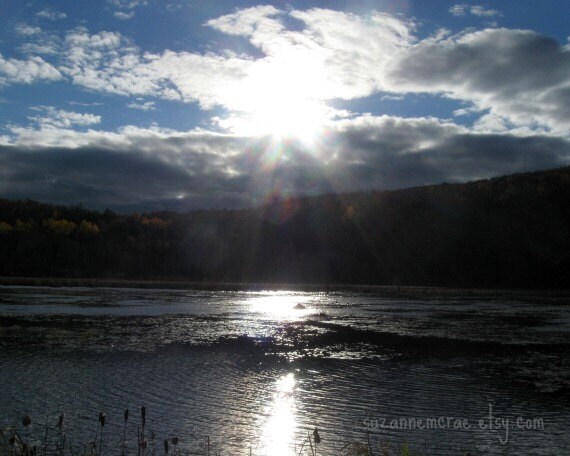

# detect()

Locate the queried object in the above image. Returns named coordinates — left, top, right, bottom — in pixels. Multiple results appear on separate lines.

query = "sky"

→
left=0, top=0, right=569, bottom=212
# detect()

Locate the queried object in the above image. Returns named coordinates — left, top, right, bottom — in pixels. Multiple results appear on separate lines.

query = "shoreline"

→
left=1, top=276, right=570, bottom=302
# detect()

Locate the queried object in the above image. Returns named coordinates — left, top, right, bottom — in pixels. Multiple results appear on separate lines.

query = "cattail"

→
left=141, top=406, right=146, bottom=428
left=22, top=414, right=32, bottom=427
left=163, top=439, right=169, bottom=455
left=122, top=409, right=129, bottom=456
left=57, top=412, right=64, bottom=429
left=98, top=412, right=106, bottom=456
left=150, top=431, right=155, bottom=440
left=171, top=437, right=178, bottom=446
left=313, top=428, right=321, bottom=445
left=141, top=438, right=148, bottom=449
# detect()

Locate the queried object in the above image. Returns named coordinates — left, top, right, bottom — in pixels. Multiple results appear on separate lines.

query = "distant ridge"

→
left=1, top=167, right=569, bottom=288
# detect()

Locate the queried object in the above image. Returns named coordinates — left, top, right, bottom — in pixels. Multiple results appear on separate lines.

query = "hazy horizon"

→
left=2, top=165, right=566, bottom=214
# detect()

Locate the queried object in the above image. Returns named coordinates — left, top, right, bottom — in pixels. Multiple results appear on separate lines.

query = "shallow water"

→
left=0, top=286, right=569, bottom=454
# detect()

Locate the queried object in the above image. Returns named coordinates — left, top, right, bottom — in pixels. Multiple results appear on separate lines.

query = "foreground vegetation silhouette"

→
left=0, top=409, right=483, bottom=455
left=1, top=409, right=207, bottom=456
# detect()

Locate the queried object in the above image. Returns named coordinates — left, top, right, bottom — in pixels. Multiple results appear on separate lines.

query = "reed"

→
left=98, top=413, right=105, bottom=456
left=122, top=409, right=128, bottom=456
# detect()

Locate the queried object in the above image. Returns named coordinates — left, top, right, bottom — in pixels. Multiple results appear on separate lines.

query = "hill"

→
left=1, top=167, right=570, bottom=288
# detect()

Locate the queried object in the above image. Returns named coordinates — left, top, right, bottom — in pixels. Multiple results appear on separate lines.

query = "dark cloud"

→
left=1, top=119, right=569, bottom=211
left=389, top=29, right=570, bottom=130
left=329, top=119, right=570, bottom=190
left=0, top=147, right=196, bottom=210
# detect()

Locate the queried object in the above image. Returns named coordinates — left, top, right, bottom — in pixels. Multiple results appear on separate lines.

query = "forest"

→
left=1, top=167, right=569, bottom=288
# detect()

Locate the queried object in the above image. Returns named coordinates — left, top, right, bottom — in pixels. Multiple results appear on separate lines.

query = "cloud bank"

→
left=2, top=116, right=568, bottom=211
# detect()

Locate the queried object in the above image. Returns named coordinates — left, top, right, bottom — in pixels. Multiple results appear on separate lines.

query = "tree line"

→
left=1, top=167, right=569, bottom=288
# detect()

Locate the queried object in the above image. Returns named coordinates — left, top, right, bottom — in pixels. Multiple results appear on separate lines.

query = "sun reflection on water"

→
left=249, top=293, right=313, bottom=320
left=259, top=372, right=298, bottom=455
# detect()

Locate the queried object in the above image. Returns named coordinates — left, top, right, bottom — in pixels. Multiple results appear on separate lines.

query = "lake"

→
left=0, top=286, right=569, bottom=455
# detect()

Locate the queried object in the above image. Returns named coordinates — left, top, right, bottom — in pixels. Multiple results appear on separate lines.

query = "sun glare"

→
left=244, top=97, right=328, bottom=142
left=219, top=51, right=333, bottom=143
left=249, top=293, right=313, bottom=320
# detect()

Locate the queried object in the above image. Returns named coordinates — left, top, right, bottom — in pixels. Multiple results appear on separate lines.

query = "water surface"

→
left=1, top=286, right=569, bottom=454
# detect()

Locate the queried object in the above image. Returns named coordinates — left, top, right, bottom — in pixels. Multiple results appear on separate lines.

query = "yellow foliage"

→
left=0, top=221, right=13, bottom=233
left=14, top=219, right=32, bottom=232
left=142, top=217, right=170, bottom=229
left=43, top=218, right=77, bottom=236
left=78, top=220, right=99, bottom=236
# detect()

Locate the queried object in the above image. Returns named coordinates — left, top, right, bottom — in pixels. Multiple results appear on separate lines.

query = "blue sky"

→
left=1, top=0, right=569, bottom=211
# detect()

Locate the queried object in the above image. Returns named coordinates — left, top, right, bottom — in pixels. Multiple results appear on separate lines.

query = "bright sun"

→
left=218, top=51, right=333, bottom=143
left=242, top=95, right=328, bottom=142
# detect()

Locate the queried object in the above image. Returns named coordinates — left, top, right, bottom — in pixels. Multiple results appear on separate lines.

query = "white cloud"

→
left=449, top=4, right=500, bottom=17
left=453, top=106, right=480, bottom=116
left=165, top=6, right=416, bottom=135
left=16, top=27, right=60, bottom=56
left=0, top=53, right=62, bottom=85
left=207, top=7, right=415, bottom=101
left=470, top=6, right=500, bottom=17
left=147, top=50, right=250, bottom=107
left=27, top=106, right=101, bottom=129
left=19, top=42, right=60, bottom=56
left=5, top=6, right=568, bottom=138
left=15, top=24, right=42, bottom=36
left=6, top=124, right=110, bottom=149
left=36, top=9, right=67, bottom=20
left=472, top=112, right=510, bottom=132
left=68, top=101, right=105, bottom=107
left=114, top=11, right=135, bottom=20
left=108, top=0, right=147, bottom=18
left=453, top=108, right=470, bottom=117
left=109, top=0, right=148, bottom=9
left=59, top=29, right=169, bottom=98
left=0, top=8, right=414, bottom=124
left=127, top=100, right=156, bottom=111
left=449, top=4, right=469, bottom=16
left=206, top=6, right=284, bottom=42
left=381, top=94, right=405, bottom=101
